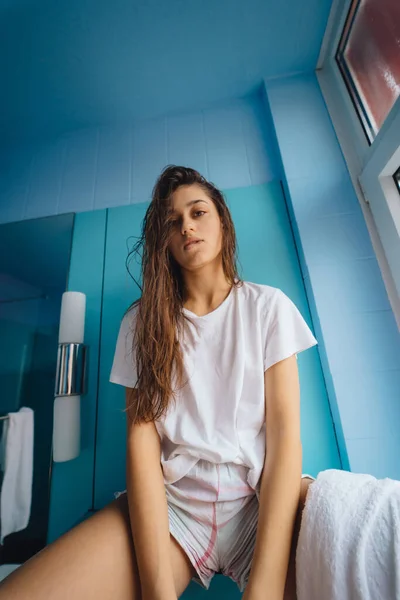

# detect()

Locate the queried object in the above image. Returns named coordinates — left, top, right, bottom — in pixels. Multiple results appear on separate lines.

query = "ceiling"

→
left=0, top=0, right=333, bottom=146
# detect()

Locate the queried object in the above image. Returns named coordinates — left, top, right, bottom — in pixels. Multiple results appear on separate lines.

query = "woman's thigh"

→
left=0, top=493, right=195, bottom=600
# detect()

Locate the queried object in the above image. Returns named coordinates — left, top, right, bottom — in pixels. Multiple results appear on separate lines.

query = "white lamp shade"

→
left=58, top=291, right=86, bottom=344
left=52, top=395, right=81, bottom=462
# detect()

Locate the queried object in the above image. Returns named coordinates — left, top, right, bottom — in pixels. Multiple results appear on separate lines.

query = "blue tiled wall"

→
left=265, top=73, right=400, bottom=479
left=1, top=79, right=399, bottom=480
left=0, top=94, right=278, bottom=223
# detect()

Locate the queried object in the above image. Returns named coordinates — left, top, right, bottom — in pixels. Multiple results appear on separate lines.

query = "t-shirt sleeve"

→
left=109, top=308, right=138, bottom=388
left=263, top=289, right=318, bottom=372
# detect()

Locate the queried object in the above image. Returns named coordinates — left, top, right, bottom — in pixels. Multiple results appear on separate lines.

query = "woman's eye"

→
left=169, top=211, right=205, bottom=226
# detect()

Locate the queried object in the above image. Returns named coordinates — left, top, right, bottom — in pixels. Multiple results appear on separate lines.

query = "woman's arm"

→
left=125, top=388, right=177, bottom=600
left=244, top=355, right=303, bottom=600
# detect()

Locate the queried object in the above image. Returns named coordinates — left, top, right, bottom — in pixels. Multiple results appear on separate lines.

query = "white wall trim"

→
left=316, top=0, right=350, bottom=69
left=359, top=103, right=400, bottom=312
left=316, top=0, right=400, bottom=330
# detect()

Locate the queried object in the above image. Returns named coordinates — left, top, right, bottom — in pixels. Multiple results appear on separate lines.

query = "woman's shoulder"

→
left=120, top=300, right=140, bottom=329
left=239, top=280, right=282, bottom=306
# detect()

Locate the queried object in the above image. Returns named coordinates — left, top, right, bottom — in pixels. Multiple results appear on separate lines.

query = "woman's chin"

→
left=181, top=257, right=219, bottom=273
left=174, top=248, right=222, bottom=272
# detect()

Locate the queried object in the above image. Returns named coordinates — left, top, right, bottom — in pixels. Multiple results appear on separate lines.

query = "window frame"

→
left=394, top=166, right=400, bottom=193
left=317, top=0, right=400, bottom=328
left=335, top=0, right=376, bottom=143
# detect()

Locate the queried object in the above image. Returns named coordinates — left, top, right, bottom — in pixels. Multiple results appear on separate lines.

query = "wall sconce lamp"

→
left=53, top=292, right=88, bottom=463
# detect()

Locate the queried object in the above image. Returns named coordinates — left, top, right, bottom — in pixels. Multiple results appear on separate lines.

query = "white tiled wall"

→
left=0, top=94, right=278, bottom=224
left=2, top=77, right=399, bottom=480
left=266, top=73, right=400, bottom=479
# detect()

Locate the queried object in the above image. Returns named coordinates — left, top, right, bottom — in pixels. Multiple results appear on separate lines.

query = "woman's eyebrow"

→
left=185, top=199, right=208, bottom=207
left=170, top=199, right=208, bottom=215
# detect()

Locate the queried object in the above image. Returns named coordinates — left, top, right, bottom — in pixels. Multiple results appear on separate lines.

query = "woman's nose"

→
left=181, top=220, right=194, bottom=235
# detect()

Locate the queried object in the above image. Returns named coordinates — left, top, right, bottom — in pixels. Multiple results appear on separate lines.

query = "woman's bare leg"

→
left=283, top=477, right=314, bottom=600
left=0, top=492, right=195, bottom=600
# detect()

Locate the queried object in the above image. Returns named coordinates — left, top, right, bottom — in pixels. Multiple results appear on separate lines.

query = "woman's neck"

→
left=182, top=266, right=232, bottom=316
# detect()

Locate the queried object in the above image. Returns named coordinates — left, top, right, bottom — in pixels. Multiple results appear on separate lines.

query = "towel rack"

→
left=0, top=415, right=9, bottom=421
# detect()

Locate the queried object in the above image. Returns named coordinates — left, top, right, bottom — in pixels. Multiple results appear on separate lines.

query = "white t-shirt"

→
left=110, top=281, right=318, bottom=492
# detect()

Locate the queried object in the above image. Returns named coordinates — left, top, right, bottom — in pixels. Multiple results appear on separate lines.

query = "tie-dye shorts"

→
left=115, top=459, right=314, bottom=591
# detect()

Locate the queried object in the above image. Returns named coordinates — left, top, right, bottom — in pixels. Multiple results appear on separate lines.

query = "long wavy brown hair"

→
left=124, top=165, right=242, bottom=424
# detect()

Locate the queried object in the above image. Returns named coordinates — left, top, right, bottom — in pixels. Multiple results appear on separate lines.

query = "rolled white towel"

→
left=0, top=407, right=34, bottom=544
left=296, top=469, right=400, bottom=600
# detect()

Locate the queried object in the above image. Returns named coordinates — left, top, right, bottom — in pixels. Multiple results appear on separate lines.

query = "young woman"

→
left=110, top=165, right=317, bottom=599
left=0, top=166, right=316, bottom=600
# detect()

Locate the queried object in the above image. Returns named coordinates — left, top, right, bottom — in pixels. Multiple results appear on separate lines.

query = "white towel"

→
left=0, top=407, right=34, bottom=545
left=296, top=468, right=400, bottom=600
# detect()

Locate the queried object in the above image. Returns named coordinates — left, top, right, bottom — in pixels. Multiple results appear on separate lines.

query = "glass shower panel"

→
left=0, top=213, right=74, bottom=564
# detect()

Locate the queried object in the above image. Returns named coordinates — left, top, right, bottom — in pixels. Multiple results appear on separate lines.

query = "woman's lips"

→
left=184, top=239, right=202, bottom=250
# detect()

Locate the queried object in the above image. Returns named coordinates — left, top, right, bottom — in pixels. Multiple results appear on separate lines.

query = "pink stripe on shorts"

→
left=115, top=460, right=315, bottom=592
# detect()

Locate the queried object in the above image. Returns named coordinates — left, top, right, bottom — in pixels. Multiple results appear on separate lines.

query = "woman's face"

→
left=167, top=184, right=223, bottom=272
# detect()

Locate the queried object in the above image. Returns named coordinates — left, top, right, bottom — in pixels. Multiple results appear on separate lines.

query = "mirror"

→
left=0, top=213, right=74, bottom=565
